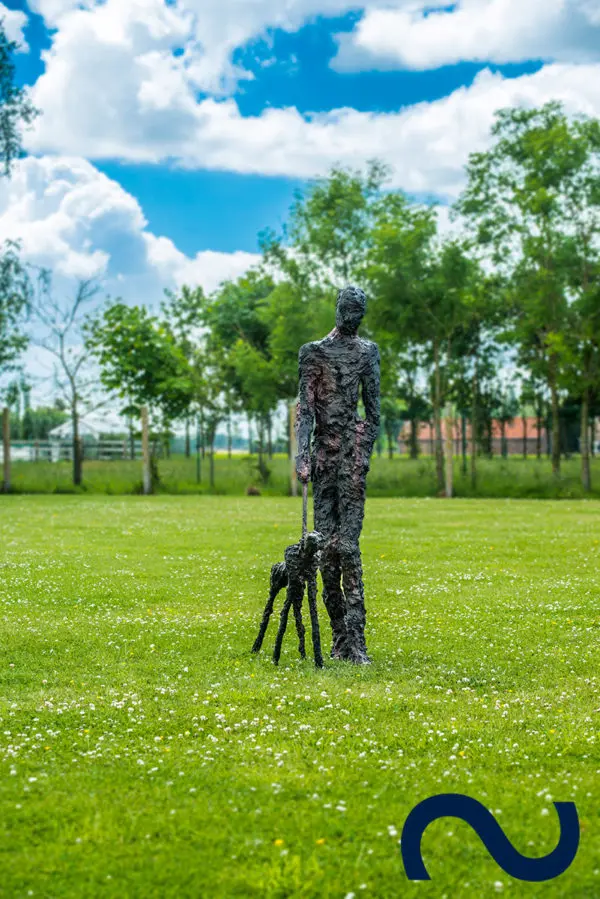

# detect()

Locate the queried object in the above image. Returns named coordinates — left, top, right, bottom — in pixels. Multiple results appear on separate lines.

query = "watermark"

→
left=401, top=794, right=579, bottom=882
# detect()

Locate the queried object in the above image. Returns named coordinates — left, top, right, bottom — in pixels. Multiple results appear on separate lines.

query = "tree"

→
left=0, top=23, right=39, bottom=416
left=0, top=22, right=38, bottom=176
left=161, top=285, right=206, bottom=457
left=367, top=195, right=474, bottom=493
left=202, top=269, right=279, bottom=466
left=495, top=384, right=520, bottom=458
left=34, top=276, right=102, bottom=487
left=262, top=160, right=390, bottom=290
left=189, top=343, right=228, bottom=489
left=86, top=302, right=192, bottom=487
left=0, top=241, right=30, bottom=390
left=22, top=403, right=68, bottom=441
left=457, top=102, right=600, bottom=477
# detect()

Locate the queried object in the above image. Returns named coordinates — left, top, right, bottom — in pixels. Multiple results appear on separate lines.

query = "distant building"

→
left=399, top=417, right=600, bottom=456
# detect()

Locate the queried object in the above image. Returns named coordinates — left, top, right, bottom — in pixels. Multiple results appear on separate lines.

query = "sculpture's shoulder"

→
left=298, top=341, right=320, bottom=364
left=359, top=337, right=380, bottom=363
left=299, top=339, right=330, bottom=369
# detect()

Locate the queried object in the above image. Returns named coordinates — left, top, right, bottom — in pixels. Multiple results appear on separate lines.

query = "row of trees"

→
left=81, top=103, right=600, bottom=493
left=1, top=21, right=599, bottom=493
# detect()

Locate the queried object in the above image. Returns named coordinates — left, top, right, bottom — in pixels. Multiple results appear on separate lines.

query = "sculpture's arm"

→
left=361, top=343, right=381, bottom=458
left=295, top=343, right=317, bottom=482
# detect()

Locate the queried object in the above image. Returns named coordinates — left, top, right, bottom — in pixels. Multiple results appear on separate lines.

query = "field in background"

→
left=6, top=453, right=600, bottom=498
left=1, top=496, right=599, bottom=897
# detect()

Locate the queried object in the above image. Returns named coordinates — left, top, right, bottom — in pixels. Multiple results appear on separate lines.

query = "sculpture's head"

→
left=303, top=530, right=323, bottom=557
left=336, top=285, right=367, bottom=336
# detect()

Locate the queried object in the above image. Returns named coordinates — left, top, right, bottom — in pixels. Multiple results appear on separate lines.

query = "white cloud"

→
left=0, top=155, right=260, bottom=301
left=27, top=0, right=380, bottom=94
left=25, top=59, right=600, bottom=200
left=19, top=1, right=600, bottom=199
left=0, top=2, right=29, bottom=49
left=333, top=0, right=600, bottom=72
left=145, top=234, right=260, bottom=294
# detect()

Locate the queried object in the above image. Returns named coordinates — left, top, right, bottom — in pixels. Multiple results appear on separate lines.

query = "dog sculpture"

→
left=252, top=529, right=324, bottom=668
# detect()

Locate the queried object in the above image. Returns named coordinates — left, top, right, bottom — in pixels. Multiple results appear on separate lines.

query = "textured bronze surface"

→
left=295, top=286, right=381, bottom=664
left=252, top=530, right=324, bottom=668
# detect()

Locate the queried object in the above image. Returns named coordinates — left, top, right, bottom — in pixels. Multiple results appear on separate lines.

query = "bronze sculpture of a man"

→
left=296, top=285, right=381, bottom=665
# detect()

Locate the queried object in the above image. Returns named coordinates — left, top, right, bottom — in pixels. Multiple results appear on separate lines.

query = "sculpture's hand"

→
left=296, top=453, right=311, bottom=483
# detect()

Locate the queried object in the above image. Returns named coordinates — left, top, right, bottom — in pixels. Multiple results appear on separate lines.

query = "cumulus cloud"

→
left=333, top=0, right=600, bottom=72
left=0, top=2, right=29, bottom=49
left=27, top=0, right=383, bottom=94
left=0, top=155, right=260, bottom=301
left=25, top=58, right=600, bottom=200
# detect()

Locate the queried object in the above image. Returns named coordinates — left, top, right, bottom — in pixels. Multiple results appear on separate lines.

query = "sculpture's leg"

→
left=291, top=577, right=306, bottom=659
left=338, top=466, right=370, bottom=664
left=313, top=467, right=347, bottom=657
left=273, top=579, right=303, bottom=665
left=307, top=569, right=324, bottom=669
left=252, top=562, right=287, bottom=654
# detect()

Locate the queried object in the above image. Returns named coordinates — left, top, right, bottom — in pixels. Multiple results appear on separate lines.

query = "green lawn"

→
left=0, top=496, right=599, bottom=898
left=8, top=452, right=600, bottom=498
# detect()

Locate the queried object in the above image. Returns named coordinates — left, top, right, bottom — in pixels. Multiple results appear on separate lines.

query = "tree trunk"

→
left=433, top=341, right=444, bottom=493
left=444, top=403, right=454, bottom=498
left=410, top=418, right=419, bottom=459
left=72, top=403, right=82, bottom=487
left=199, top=408, right=206, bottom=459
left=549, top=358, right=561, bottom=476
left=247, top=413, right=253, bottom=456
left=536, top=403, right=542, bottom=460
left=471, top=366, right=477, bottom=489
left=210, top=437, right=215, bottom=489
left=522, top=415, right=527, bottom=459
left=227, top=415, right=232, bottom=459
left=461, top=413, right=467, bottom=475
left=196, top=416, right=201, bottom=485
left=581, top=385, right=591, bottom=492
left=257, top=418, right=267, bottom=483
left=591, top=418, right=596, bottom=458
left=267, top=414, right=273, bottom=459
left=185, top=418, right=191, bottom=458
left=500, top=420, right=507, bottom=458
left=387, top=427, right=394, bottom=460
left=2, top=407, right=10, bottom=493
left=128, top=413, right=135, bottom=460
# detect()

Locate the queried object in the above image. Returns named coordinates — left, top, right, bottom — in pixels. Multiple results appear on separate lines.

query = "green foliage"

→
left=0, top=240, right=30, bottom=377
left=262, top=159, right=390, bottom=290
left=0, top=23, right=38, bottom=176
left=85, top=302, right=192, bottom=424
left=457, top=101, right=600, bottom=476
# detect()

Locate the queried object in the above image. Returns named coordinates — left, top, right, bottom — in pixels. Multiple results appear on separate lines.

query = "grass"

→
left=1, top=495, right=599, bottom=898
left=7, top=452, right=600, bottom=498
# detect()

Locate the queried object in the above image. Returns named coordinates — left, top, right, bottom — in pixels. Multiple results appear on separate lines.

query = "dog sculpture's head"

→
left=303, top=531, right=323, bottom=556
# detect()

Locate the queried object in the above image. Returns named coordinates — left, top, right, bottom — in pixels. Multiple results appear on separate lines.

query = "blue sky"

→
left=5, top=0, right=545, bottom=255
left=0, top=0, right=598, bottom=302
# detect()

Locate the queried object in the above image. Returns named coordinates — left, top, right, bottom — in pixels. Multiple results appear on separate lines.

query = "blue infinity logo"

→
left=401, top=794, right=579, bottom=882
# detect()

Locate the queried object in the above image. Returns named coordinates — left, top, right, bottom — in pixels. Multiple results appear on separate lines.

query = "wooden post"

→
left=289, top=402, right=298, bottom=497
left=2, top=407, right=10, bottom=493
left=444, top=403, right=454, bottom=499
left=141, top=406, right=151, bottom=495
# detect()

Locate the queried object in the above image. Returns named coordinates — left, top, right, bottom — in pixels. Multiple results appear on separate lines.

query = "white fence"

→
left=0, top=440, right=143, bottom=463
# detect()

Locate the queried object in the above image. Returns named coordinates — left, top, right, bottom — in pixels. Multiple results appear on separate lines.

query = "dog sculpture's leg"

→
left=273, top=584, right=295, bottom=666
left=307, top=569, right=324, bottom=669
left=252, top=562, right=288, bottom=654
left=291, top=577, right=306, bottom=659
